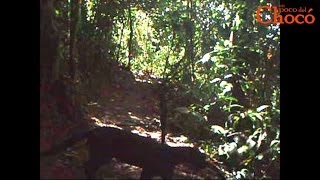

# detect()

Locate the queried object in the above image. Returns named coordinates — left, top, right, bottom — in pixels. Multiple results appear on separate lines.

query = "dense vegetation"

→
left=40, top=0, right=279, bottom=179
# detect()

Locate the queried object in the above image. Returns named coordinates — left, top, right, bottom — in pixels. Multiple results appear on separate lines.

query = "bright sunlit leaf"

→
left=257, top=105, right=269, bottom=112
left=211, top=125, right=226, bottom=135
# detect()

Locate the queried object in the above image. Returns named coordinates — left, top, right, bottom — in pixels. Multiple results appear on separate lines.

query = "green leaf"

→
left=220, top=81, right=228, bottom=87
left=210, top=78, right=221, bottom=83
left=270, top=140, right=280, bottom=147
left=221, top=96, right=238, bottom=102
left=237, top=145, right=249, bottom=155
left=256, top=131, right=267, bottom=149
left=203, top=104, right=211, bottom=111
left=247, top=138, right=256, bottom=148
left=211, top=125, right=226, bottom=135
left=199, top=53, right=211, bottom=63
left=218, top=145, right=227, bottom=156
left=257, top=105, right=269, bottom=112
left=230, top=104, right=244, bottom=109
left=227, top=142, right=238, bottom=153
left=253, top=112, right=263, bottom=121
left=256, top=153, right=264, bottom=160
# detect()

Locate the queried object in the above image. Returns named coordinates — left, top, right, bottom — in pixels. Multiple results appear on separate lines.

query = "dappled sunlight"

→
left=128, top=113, right=142, bottom=121
left=41, top=0, right=279, bottom=179
left=90, top=117, right=107, bottom=127
left=87, top=79, right=201, bottom=148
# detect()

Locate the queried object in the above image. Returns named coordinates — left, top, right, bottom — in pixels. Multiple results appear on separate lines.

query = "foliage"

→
left=188, top=1, right=279, bottom=178
left=118, top=0, right=279, bottom=178
left=40, top=0, right=280, bottom=179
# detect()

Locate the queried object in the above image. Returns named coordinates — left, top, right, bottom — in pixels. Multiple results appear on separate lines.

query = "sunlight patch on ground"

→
left=90, top=116, right=195, bottom=147
left=131, top=129, right=162, bottom=140
left=128, top=114, right=142, bottom=121
left=87, top=102, right=98, bottom=106
left=166, top=135, right=194, bottom=147
left=90, top=117, right=107, bottom=127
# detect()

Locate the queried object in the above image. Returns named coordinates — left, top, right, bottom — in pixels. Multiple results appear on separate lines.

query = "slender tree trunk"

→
left=69, top=0, right=81, bottom=81
left=128, top=1, right=133, bottom=70
left=159, top=86, right=167, bottom=144
left=183, top=0, right=195, bottom=83
left=40, top=0, right=59, bottom=84
left=116, top=18, right=126, bottom=63
left=69, top=0, right=82, bottom=122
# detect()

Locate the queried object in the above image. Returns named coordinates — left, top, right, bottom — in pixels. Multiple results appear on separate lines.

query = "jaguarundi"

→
left=40, top=126, right=208, bottom=179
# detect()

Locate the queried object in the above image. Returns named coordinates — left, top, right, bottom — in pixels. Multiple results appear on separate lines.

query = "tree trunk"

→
left=40, top=0, right=59, bottom=84
left=128, top=1, right=133, bottom=70
left=69, top=0, right=81, bottom=81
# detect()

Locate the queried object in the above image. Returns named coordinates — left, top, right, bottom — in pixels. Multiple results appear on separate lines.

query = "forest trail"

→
left=84, top=74, right=217, bottom=179
left=41, top=0, right=280, bottom=178
left=88, top=80, right=162, bottom=140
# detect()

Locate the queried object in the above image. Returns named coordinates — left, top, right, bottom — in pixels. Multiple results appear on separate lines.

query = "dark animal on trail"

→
left=41, top=126, right=208, bottom=179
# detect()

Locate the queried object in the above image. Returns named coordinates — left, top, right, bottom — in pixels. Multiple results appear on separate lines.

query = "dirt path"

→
left=87, top=80, right=161, bottom=136
left=83, top=77, right=220, bottom=179
left=40, top=77, right=220, bottom=179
